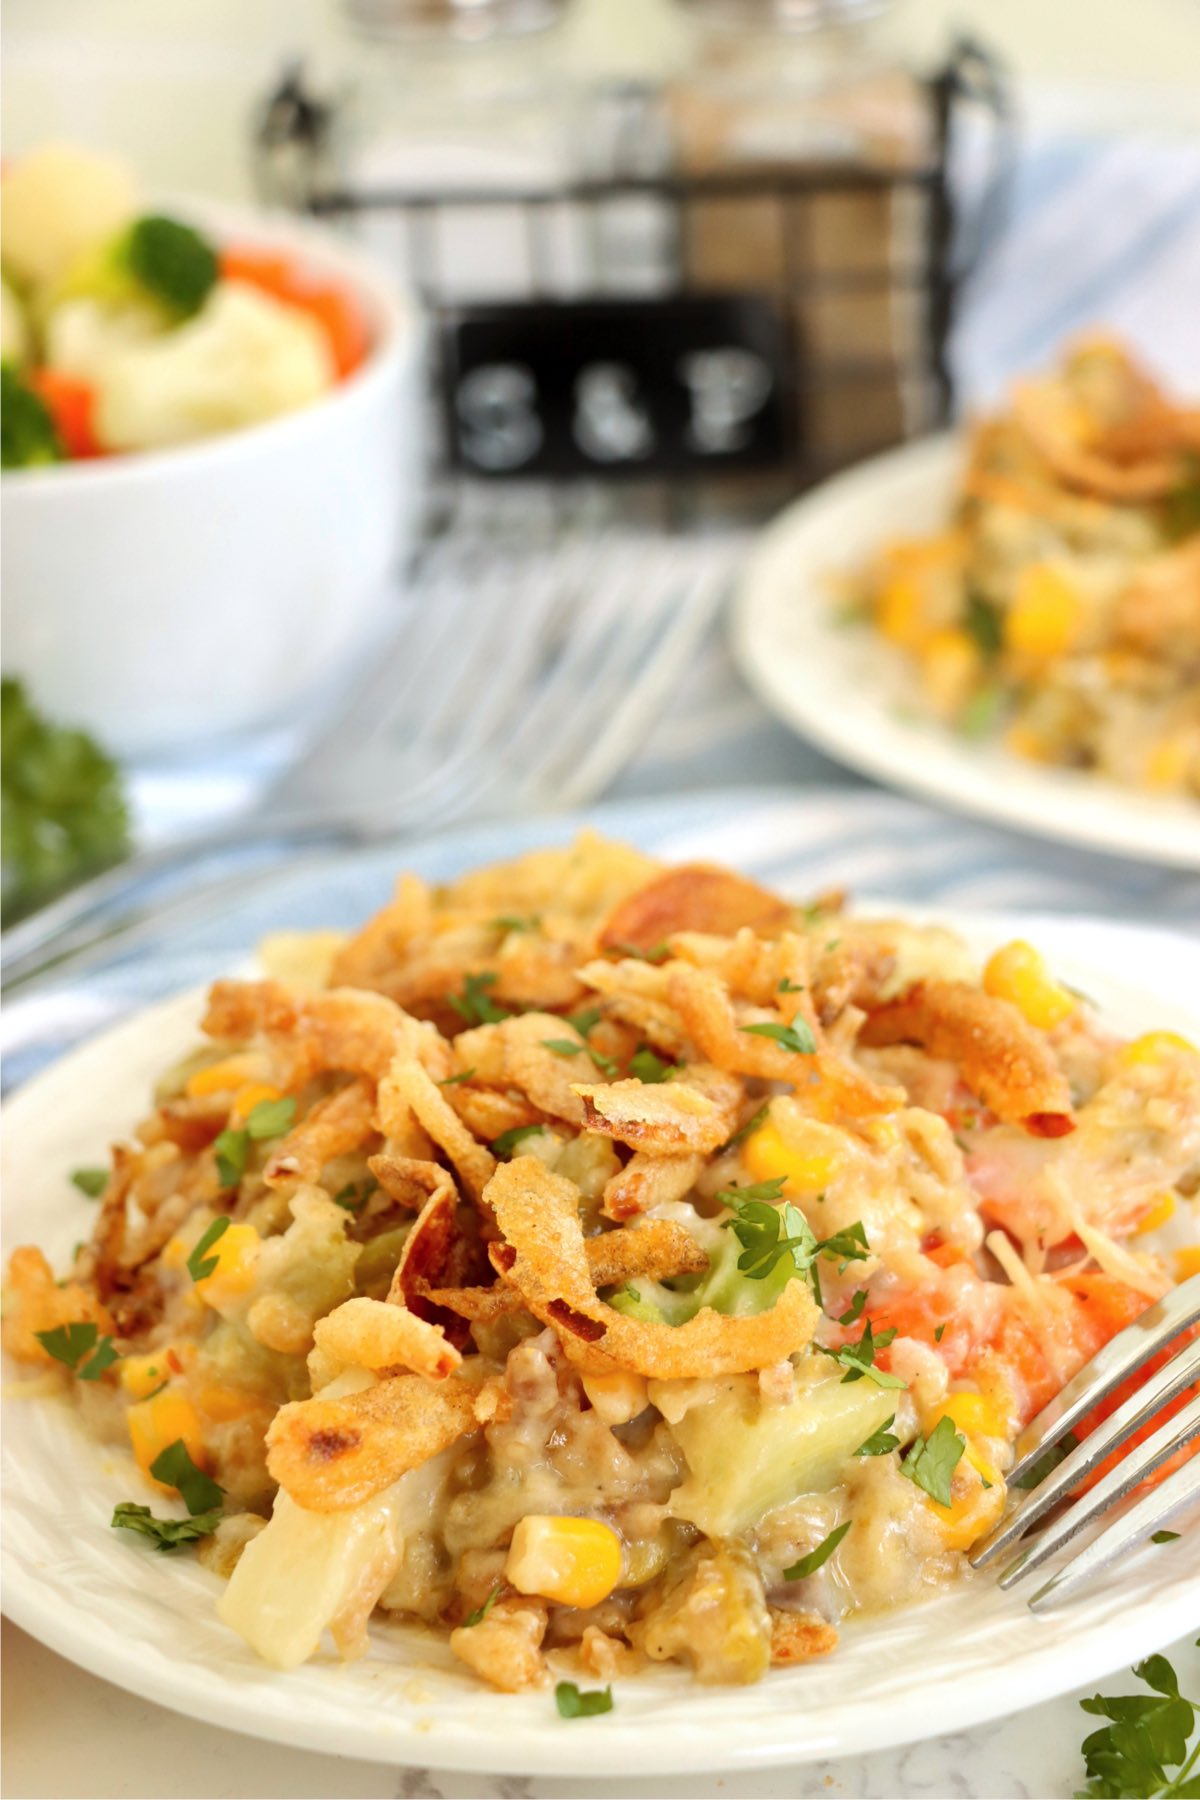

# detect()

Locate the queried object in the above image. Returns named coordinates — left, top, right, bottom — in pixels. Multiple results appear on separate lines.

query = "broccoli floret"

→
left=1, top=364, right=63, bottom=469
left=1, top=677, right=131, bottom=925
left=119, top=215, right=218, bottom=320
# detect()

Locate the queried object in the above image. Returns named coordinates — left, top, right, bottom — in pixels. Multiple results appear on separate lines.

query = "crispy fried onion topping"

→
left=377, top=1060, right=496, bottom=1204
left=598, top=864, right=791, bottom=954
left=428, top=1218, right=708, bottom=1323
left=263, top=1079, right=377, bottom=1188
left=574, top=1064, right=741, bottom=1157
left=266, top=1371, right=491, bottom=1511
left=311, top=1296, right=461, bottom=1381
left=485, top=1157, right=818, bottom=1377
left=769, top=1609, right=839, bottom=1665
left=859, top=979, right=1075, bottom=1136
left=202, top=980, right=433, bottom=1086
left=602, top=1151, right=703, bottom=1221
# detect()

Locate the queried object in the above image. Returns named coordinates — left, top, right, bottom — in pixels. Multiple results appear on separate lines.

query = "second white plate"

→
left=732, top=436, right=1200, bottom=870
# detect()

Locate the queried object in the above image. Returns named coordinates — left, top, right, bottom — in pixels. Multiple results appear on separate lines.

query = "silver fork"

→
left=971, top=1273, right=1200, bottom=1610
left=1, top=526, right=744, bottom=994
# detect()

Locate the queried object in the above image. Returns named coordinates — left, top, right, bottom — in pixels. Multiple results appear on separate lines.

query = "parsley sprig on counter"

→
left=1076, top=1644, right=1200, bottom=1798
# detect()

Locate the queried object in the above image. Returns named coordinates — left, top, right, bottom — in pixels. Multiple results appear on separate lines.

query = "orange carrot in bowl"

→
left=28, top=369, right=102, bottom=458
left=220, top=245, right=368, bottom=378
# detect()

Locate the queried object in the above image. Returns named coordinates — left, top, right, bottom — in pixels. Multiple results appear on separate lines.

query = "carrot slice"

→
left=28, top=369, right=101, bottom=458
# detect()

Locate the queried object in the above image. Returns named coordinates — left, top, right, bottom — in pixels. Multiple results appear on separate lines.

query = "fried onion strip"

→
left=312, top=1296, right=461, bottom=1380
left=263, top=1079, right=377, bottom=1188
left=378, top=1061, right=496, bottom=1204
left=602, top=1151, right=703, bottom=1221
left=266, top=1372, right=480, bottom=1510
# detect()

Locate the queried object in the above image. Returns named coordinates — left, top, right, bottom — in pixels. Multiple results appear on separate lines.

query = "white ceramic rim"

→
left=731, top=435, right=1200, bottom=871
left=3, top=907, right=1199, bottom=1776
left=1, top=196, right=417, bottom=494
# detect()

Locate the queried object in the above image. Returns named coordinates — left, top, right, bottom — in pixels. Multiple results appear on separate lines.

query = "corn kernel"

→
left=120, top=1352, right=172, bottom=1400
left=1005, top=566, right=1082, bottom=660
left=1145, top=737, right=1191, bottom=791
left=744, top=1108, right=841, bottom=1195
left=983, top=940, right=1077, bottom=1030
left=229, top=1083, right=283, bottom=1126
left=580, top=1370, right=649, bottom=1427
left=1117, top=1031, right=1196, bottom=1067
left=928, top=1452, right=1006, bottom=1551
left=877, top=576, right=927, bottom=649
left=194, top=1222, right=260, bottom=1308
left=1175, top=1247, right=1200, bottom=1283
left=1134, top=1192, right=1177, bottom=1237
left=921, top=627, right=981, bottom=717
left=127, top=1390, right=207, bottom=1490
left=505, top=1515, right=623, bottom=1611
left=196, top=1383, right=255, bottom=1423
left=927, top=1392, right=1007, bottom=1441
left=185, top=1054, right=267, bottom=1099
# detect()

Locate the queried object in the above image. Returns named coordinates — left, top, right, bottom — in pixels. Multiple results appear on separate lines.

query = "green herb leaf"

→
left=246, top=1096, right=296, bottom=1140
left=34, top=1320, right=119, bottom=1380
left=492, top=913, right=541, bottom=933
left=70, top=1166, right=109, bottom=1198
left=718, top=1103, right=770, bottom=1155
left=719, top=1182, right=817, bottom=1282
left=783, top=1519, right=852, bottom=1580
left=1076, top=1644, right=1200, bottom=1798
left=448, top=971, right=510, bottom=1026
left=823, top=1320, right=906, bottom=1390
left=463, top=1582, right=504, bottom=1628
left=1011, top=1430, right=1080, bottom=1490
left=740, top=1019, right=816, bottom=1055
left=609, top=940, right=669, bottom=964
left=333, top=1180, right=376, bottom=1214
left=1151, top=1530, right=1182, bottom=1545
left=900, top=1414, right=966, bottom=1507
left=629, top=1047, right=683, bottom=1084
left=839, top=1290, right=867, bottom=1326
left=213, top=1128, right=249, bottom=1190
left=492, top=1124, right=546, bottom=1159
left=815, top=1221, right=870, bottom=1270
left=565, top=1006, right=603, bottom=1039
left=778, top=977, right=805, bottom=994
left=964, top=588, right=1004, bottom=658
left=933, top=1321, right=947, bottom=1343
left=439, top=1068, right=476, bottom=1087
left=111, top=1503, right=222, bottom=1552
left=148, top=1439, right=224, bottom=1514
left=542, top=1038, right=586, bottom=1057
left=186, top=1215, right=232, bottom=1283
left=555, top=1681, right=614, bottom=1719
left=855, top=1415, right=901, bottom=1457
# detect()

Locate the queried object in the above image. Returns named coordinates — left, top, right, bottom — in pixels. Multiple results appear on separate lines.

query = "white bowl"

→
left=1, top=201, right=423, bottom=757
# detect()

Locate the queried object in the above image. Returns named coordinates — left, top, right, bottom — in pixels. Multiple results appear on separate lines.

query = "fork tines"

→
left=970, top=1274, right=1200, bottom=1608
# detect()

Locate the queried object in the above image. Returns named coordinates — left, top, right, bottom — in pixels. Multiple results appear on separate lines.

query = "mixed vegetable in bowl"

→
left=1, top=143, right=369, bottom=467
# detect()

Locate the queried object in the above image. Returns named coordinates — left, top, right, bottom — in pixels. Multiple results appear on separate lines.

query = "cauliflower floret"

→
left=48, top=281, right=335, bottom=452
left=2, top=142, right=138, bottom=291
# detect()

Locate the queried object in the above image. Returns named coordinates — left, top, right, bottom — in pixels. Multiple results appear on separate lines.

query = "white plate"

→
left=4, top=910, right=1199, bottom=1778
left=731, top=435, right=1200, bottom=870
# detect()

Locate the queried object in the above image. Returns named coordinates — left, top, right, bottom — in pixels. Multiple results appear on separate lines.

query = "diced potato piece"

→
left=664, top=1367, right=899, bottom=1537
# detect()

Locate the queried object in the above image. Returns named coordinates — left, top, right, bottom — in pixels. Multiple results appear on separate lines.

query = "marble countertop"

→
left=5, top=1618, right=1196, bottom=1799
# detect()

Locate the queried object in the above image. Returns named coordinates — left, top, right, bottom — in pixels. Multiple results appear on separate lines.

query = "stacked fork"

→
left=2, top=525, right=746, bottom=992
left=973, top=1274, right=1200, bottom=1608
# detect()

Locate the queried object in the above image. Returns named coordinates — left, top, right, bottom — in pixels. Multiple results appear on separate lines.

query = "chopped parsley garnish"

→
left=933, top=1321, right=947, bottom=1343
left=35, top=1320, right=118, bottom=1380
left=823, top=1319, right=906, bottom=1389
left=186, top=1215, right=231, bottom=1283
left=778, top=977, right=805, bottom=994
left=629, top=1047, right=683, bottom=1084
left=70, top=1166, right=108, bottom=1198
left=111, top=1503, right=222, bottom=1552
left=542, top=1038, right=587, bottom=1057
left=439, top=1068, right=476, bottom=1087
left=212, top=1095, right=296, bottom=1189
left=963, top=588, right=1004, bottom=659
left=555, top=1681, right=614, bottom=1719
left=333, top=1179, right=376, bottom=1214
left=816, top=1222, right=870, bottom=1270
left=492, top=913, right=541, bottom=933
left=958, top=683, right=1004, bottom=741
left=1011, top=1430, right=1079, bottom=1490
left=900, top=1414, right=966, bottom=1506
left=719, top=1180, right=814, bottom=1281
left=608, top=939, right=669, bottom=964
left=718, top=1102, right=770, bottom=1155
left=148, top=1439, right=224, bottom=1514
left=839, top=1290, right=867, bottom=1326
left=491, top=1124, right=546, bottom=1159
left=1076, top=1644, right=1200, bottom=1798
left=565, top=1006, right=602, bottom=1039
left=855, top=1415, right=901, bottom=1457
left=448, top=971, right=510, bottom=1026
left=1151, top=1530, right=1182, bottom=1545
left=463, top=1582, right=503, bottom=1628
left=783, top=1519, right=851, bottom=1580
left=245, top=1096, right=296, bottom=1140
left=740, top=1019, right=816, bottom=1055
